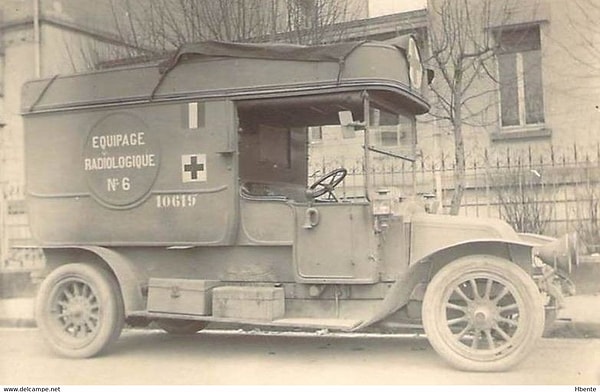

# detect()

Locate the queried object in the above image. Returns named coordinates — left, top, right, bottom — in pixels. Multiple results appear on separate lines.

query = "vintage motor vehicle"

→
left=21, top=36, right=577, bottom=371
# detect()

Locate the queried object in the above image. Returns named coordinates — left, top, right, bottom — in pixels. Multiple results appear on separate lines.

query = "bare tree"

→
left=76, top=0, right=361, bottom=69
left=491, top=165, right=553, bottom=234
left=576, top=182, right=600, bottom=254
left=426, top=0, right=519, bottom=215
left=558, top=0, right=600, bottom=73
left=284, top=0, right=357, bottom=44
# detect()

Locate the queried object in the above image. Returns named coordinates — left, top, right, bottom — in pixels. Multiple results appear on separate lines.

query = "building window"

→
left=380, top=129, right=399, bottom=146
left=373, top=113, right=415, bottom=148
left=496, top=26, right=545, bottom=128
left=309, top=126, right=323, bottom=142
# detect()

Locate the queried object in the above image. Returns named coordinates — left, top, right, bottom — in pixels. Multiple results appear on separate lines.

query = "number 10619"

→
left=156, top=194, right=197, bottom=208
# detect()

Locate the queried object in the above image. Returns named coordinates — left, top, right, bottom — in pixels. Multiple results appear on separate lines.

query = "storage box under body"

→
left=212, top=286, right=285, bottom=321
left=147, top=278, right=220, bottom=315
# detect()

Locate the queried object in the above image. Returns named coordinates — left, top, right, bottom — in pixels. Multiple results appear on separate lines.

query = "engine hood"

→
left=409, top=213, right=522, bottom=263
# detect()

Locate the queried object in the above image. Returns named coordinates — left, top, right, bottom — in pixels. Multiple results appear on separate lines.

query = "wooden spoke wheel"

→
left=422, top=257, right=544, bottom=372
left=36, top=263, right=124, bottom=358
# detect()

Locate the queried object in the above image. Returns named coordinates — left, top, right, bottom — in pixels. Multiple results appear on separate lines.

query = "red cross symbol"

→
left=181, top=154, right=206, bottom=182
left=184, top=155, right=204, bottom=180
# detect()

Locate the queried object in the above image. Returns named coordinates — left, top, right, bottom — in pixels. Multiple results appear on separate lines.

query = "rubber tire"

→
left=422, top=256, right=545, bottom=372
left=156, top=319, right=208, bottom=335
left=35, top=263, right=125, bottom=358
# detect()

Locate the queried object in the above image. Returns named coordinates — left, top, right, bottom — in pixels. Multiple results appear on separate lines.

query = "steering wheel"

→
left=307, top=168, right=347, bottom=202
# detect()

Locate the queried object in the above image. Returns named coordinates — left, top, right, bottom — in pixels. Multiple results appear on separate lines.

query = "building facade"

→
left=308, top=0, right=600, bottom=245
left=311, top=0, right=600, bottom=163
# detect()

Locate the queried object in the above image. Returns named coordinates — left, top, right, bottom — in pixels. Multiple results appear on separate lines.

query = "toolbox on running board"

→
left=147, top=278, right=221, bottom=315
left=212, top=286, right=285, bottom=320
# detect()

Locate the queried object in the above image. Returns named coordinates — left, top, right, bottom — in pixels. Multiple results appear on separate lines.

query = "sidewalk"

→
left=0, top=297, right=35, bottom=328
left=548, top=294, right=600, bottom=338
left=560, top=294, right=600, bottom=324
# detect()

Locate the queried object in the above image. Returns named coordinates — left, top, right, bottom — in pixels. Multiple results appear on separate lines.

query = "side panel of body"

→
left=25, top=100, right=239, bottom=246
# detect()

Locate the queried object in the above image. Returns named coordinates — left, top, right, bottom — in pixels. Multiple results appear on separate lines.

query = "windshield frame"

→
left=236, top=90, right=418, bottom=203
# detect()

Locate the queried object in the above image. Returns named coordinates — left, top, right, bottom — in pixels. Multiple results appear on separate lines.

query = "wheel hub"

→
left=65, top=297, right=91, bottom=323
left=470, top=301, right=497, bottom=330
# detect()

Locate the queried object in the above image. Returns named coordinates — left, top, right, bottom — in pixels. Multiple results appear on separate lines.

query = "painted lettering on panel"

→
left=83, top=113, right=160, bottom=207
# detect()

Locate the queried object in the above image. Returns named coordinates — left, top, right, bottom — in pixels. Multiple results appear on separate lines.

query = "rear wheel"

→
left=35, top=263, right=124, bottom=358
left=422, top=256, right=544, bottom=372
left=156, top=319, right=208, bottom=335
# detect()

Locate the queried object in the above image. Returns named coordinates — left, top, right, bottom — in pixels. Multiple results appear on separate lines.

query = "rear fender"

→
left=353, top=239, right=534, bottom=330
left=42, top=246, right=145, bottom=314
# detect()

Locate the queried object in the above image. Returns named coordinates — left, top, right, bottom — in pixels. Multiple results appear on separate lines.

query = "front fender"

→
left=353, top=239, right=534, bottom=330
left=352, top=261, right=430, bottom=330
left=421, top=239, right=535, bottom=275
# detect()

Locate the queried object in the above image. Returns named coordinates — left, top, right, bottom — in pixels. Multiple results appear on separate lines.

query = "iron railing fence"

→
left=309, top=143, right=600, bottom=252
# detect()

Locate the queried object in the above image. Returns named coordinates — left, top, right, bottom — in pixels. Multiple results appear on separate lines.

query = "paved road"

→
left=1, top=328, right=599, bottom=385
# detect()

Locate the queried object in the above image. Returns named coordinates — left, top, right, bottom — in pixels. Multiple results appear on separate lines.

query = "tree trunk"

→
left=450, top=126, right=466, bottom=215
left=450, top=89, right=466, bottom=215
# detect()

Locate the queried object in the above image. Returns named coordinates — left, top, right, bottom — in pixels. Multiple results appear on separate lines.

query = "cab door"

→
left=293, top=203, right=379, bottom=283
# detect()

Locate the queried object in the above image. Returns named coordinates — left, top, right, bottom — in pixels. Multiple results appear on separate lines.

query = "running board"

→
left=129, top=311, right=362, bottom=331
left=272, top=318, right=362, bottom=330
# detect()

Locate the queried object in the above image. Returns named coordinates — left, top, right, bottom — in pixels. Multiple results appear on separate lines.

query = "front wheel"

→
left=35, top=263, right=124, bottom=358
left=422, top=256, right=544, bottom=372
